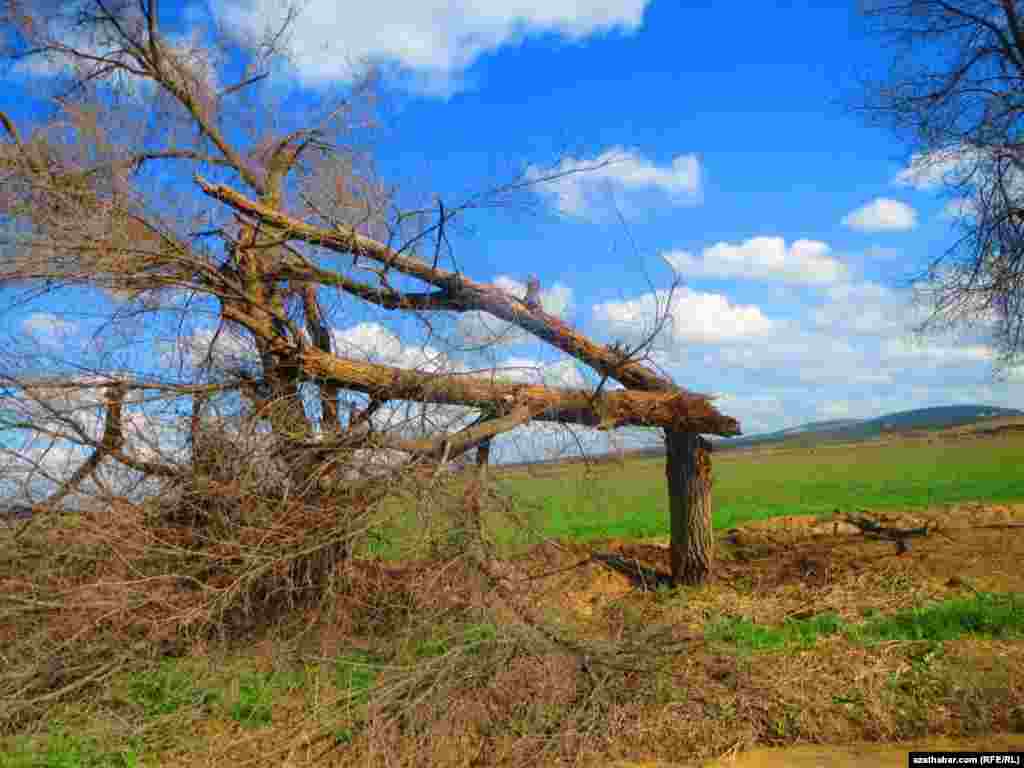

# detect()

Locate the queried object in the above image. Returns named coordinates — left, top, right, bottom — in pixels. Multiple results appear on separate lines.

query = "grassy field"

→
left=4, top=427, right=1024, bottom=767
left=490, top=431, right=1024, bottom=543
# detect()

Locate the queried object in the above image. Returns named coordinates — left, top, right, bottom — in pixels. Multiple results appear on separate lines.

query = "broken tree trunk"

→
left=664, top=430, right=714, bottom=585
left=194, top=176, right=720, bottom=395
left=216, top=301, right=739, bottom=437
left=194, top=176, right=740, bottom=586
left=467, top=437, right=492, bottom=544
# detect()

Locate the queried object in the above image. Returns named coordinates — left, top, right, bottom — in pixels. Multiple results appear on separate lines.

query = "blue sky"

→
left=2, top=0, right=1023, bottom=477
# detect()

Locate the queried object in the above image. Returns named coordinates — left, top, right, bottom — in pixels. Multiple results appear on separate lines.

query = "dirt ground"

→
left=477, top=501, right=1024, bottom=766
left=613, top=733, right=1024, bottom=768
left=648, top=501, right=1024, bottom=594
left=5, top=496, right=1022, bottom=767
left=509, top=501, right=1024, bottom=625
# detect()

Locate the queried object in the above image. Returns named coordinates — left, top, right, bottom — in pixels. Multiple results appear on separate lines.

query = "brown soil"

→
left=6, top=500, right=1023, bottom=767
left=476, top=501, right=1024, bottom=766
left=643, top=501, right=1024, bottom=594
left=613, top=734, right=1024, bottom=768
left=507, top=502, right=1024, bottom=626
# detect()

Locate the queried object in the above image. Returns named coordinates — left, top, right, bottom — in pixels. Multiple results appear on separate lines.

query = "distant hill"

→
left=607, top=404, right=1024, bottom=462
left=772, top=418, right=864, bottom=436
left=712, top=404, right=1024, bottom=451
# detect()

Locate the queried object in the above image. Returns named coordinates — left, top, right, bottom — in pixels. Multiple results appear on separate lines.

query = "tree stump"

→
left=665, top=429, right=714, bottom=585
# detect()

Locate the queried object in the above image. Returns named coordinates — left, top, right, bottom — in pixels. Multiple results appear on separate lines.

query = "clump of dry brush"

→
left=0, top=407, right=670, bottom=766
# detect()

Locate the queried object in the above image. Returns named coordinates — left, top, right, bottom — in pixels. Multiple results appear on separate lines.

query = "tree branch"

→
left=194, top=176, right=722, bottom=401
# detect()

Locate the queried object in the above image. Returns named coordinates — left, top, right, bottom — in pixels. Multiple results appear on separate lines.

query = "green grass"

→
left=491, top=434, right=1024, bottom=544
left=228, top=669, right=304, bottom=729
left=6, top=593, right=1018, bottom=765
left=125, top=660, right=220, bottom=719
left=0, top=726, right=144, bottom=768
left=5, top=430, right=1023, bottom=765
left=1, top=655, right=365, bottom=765
left=850, top=591, right=1024, bottom=644
left=0, top=649, right=394, bottom=766
left=404, top=621, right=500, bottom=661
left=706, top=612, right=847, bottom=654
left=705, top=592, right=1024, bottom=656
left=332, top=650, right=380, bottom=705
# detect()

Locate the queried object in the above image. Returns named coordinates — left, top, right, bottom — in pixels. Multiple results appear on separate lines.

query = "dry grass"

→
left=2, top=427, right=1024, bottom=767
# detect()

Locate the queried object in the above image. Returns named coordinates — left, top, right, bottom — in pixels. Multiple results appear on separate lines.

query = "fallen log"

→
left=845, top=512, right=931, bottom=554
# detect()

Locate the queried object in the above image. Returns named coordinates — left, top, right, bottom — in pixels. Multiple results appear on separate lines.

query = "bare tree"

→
left=853, top=0, right=1024, bottom=368
left=0, top=1, right=737, bottom=605
left=0, top=6, right=753, bottom=754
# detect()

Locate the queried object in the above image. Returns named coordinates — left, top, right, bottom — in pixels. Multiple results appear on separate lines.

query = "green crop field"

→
left=488, top=432, right=1024, bottom=544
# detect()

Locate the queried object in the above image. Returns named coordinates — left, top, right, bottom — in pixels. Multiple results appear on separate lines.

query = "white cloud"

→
left=458, top=311, right=524, bottom=348
left=0, top=378, right=181, bottom=504
left=493, top=275, right=572, bottom=317
left=714, top=393, right=786, bottom=435
left=171, top=328, right=259, bottom=371
left=881, top=337, right=995, bottom=365
left=527, top=147, right=701, bottom=218
left=15, top=13, right=220, bottom=107
left=713, top=332, right=889, bottom=385
left=458, top=276, right=573, bottom=347
left=893, top=146, right=1024, bottom=215
left=941, top=197, right=977, bottom=220
left=213, top=0, right=649, bottom=95
left=893, top=147, right=979, bottom=191
left=861, top=244, right=901, bottom=261
left=915, top=260, right=1007, bottom=328
left=814, top=304, right=893, bottom=335
left=173, top=322, right=461, bottom=380
left=664, top=237, right=847, bottom=286
left=817, top=399, right=854, bottom=420
left=812, top=280, right=926, bottom=336
left=337, top=353, right=592, bottom=469
left=21, top=313, right=79, bottom=349
left=332, top=322, right=458, bottom=373
left=647, top=287, right=1023, bottom=435
left=12, top=13, right=137, bottom=79
left=593, top=287, right=774, bottom=348
left=493, top=357, right=586, bottom=389
left=841, top=198, right=917, bottom=232
left=154, top=29, right=222, bottom=99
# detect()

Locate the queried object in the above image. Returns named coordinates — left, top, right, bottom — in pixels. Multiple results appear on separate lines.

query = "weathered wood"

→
left=469, top=437, right=492, bottom=541
left=193, top=176, right=733, bottom=399
left=845, top=513, right=931, bottom=556
left=665, top=430, right=714, bottom=585
left=190, top=176, right=744, bottom=585
left=216, top=302, right=740, bottom=436
left=12, top=383, right=129, bottom=538
left=845, top=513, right=931, bottom=541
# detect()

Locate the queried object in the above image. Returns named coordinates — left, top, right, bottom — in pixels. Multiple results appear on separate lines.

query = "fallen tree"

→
left=193, top=177, right=739, bottom=584
left=0, top=0, right=738, bottom=589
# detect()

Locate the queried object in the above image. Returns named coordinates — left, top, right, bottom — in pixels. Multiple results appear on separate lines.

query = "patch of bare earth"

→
left=6, top=501, right=1024, bottom=767
left=463, top=502, right=1024, bottom=766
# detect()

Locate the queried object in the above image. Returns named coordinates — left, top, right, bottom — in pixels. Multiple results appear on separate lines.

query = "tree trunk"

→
left=470, top=437, right=492, bottom=540
left=664, top=429, right=714, bottom=586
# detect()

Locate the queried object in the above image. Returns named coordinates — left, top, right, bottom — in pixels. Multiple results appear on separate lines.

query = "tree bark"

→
left=299, top=281, right=341, bottom=436
left=471, top=437, right=492, bottom=540
left=214, top=300, right=739, bottom=436
left=196, top=176, right=739, bottom=586
left=665, top=430, right=714, bottom=585
left=193, top=176, right=728, bottom=397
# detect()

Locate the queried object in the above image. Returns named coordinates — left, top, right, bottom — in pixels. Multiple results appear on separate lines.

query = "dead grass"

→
left=3, top=441, right=1024, bottom=766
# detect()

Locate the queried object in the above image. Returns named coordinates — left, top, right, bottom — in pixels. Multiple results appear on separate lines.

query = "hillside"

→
left=713, top=404, right=1024, bottom=451
left=596, top=404, right=1024, bottom=463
